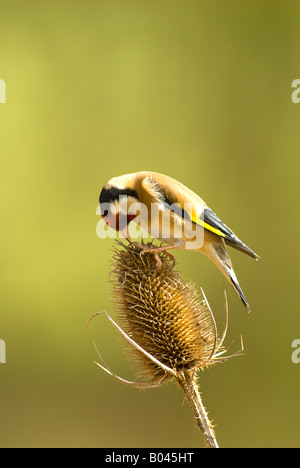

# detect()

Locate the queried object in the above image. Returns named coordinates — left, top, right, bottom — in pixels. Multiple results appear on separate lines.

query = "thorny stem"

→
left=177, top=370, right=219, bottom=449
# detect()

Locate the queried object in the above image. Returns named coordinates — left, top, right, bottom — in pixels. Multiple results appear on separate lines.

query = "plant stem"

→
left=177, top=370, right=219, bottom=449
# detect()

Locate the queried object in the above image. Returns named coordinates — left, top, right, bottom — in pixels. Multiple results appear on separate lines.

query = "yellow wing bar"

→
left=189, top=213, right=226, bottom=238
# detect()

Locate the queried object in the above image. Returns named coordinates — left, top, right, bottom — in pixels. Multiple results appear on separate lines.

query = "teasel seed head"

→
left=108, top=240, right=236, bottom=384
left=89, top=240, right=243, bottom=448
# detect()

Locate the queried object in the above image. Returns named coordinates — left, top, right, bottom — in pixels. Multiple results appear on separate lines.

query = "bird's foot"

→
left=130, top=242, right=176, bottom=270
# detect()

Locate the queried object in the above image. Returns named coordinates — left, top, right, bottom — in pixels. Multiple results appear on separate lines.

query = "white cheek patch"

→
left=118, top=196, right=129, bottom=215
left=109, top=202, right=119, bottom=215
left=118, top=196, right=141, bottom=215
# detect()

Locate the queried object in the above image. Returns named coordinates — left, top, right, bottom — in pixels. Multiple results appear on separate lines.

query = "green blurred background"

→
left=1, top=0, right=300, bottom=448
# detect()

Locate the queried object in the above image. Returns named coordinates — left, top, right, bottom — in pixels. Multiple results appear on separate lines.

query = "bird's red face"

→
left=101, top=209, right=137, bottom=238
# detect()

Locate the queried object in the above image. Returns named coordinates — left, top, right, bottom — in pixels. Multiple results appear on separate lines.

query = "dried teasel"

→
left=88, top=240, right=243, bottom=448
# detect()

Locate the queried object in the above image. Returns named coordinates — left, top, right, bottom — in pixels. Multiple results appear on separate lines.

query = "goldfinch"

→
left=99, top=171, right=259, bottom=312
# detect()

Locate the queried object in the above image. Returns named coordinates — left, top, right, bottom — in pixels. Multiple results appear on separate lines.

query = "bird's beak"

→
left=119, top=224, right=131, bottom=241
left=104, top=212, right=131, bottom=240
left=100, top=206, right=135, bottom=241
left=117, top=212, right=136, bottom=241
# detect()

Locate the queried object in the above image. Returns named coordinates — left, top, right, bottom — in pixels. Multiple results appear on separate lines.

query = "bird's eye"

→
left=100, top=208, right=109, bottom=218
left=100, top=200, right=113, bottom=218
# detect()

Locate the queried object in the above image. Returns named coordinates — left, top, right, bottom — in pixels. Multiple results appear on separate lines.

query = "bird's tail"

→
left=223, top=262, right=251, bottom=313
left=201, top=237, right=251, bottom=312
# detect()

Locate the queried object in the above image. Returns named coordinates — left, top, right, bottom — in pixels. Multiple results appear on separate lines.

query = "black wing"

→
left=202, top=208, right=259, bottom=259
